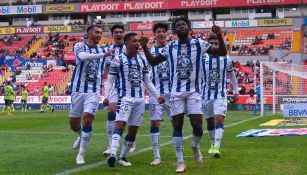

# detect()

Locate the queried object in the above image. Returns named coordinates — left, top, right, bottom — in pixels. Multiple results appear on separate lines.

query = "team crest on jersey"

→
left=128, top=67, right=142, bottom=87
left=208, top=70, right=220, bottom=89
left=176, top=55, right=193, bottom=80
left=85, top=60, right=99, bottom=83
left=157, top=61, right=170, bottom=82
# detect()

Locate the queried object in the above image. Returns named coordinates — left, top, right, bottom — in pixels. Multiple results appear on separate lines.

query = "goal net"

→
left=260, top=62, right=307, bottom=116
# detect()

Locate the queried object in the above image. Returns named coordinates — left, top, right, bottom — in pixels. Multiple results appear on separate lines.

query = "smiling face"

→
left=174, top=20, right=190, bottom=38
left=112, top=28, right=124, bottom=45
left=154, top=27, right=167, bottom=46
left=87, top=26, right=102, bottom=45
left=125, top=34, right=140, bottom=55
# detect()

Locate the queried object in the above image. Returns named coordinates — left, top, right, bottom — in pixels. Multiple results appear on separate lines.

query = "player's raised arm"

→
left=226, top=57, right=239, bottom=99
left=75, top=43, right=113, bottom=61
left=139, top=35, right=165, bottom=66
left=208, top=25, right=227, bottom=56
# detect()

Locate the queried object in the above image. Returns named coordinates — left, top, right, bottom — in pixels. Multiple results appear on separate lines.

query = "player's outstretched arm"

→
left=139, top=36, right=164, bottom=66
left=209, top=25, right=227, bottom=56
left=103, top=74, right=116, bottom=106
left=144, top=74, right=165, bottom=104
left=77, top=49, right=113, bottom=61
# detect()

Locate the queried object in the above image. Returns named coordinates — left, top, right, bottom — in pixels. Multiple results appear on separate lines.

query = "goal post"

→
left=260, top=62, right=307, bottom=116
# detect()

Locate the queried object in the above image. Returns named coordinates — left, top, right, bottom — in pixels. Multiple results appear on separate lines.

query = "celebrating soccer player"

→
left=202, top=33, right=239, bottom=158
left=103, top=33, right=164, bottom=168
left=140, top=17, right=227, bottom=173
left=103, top=24, right=128, bottom=156
left=69, top=25, right=112, bottom=165
left=148, top=23, right=171, bottom=166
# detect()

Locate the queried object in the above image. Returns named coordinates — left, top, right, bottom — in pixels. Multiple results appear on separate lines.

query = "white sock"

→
left=78, top=131, right=91, bottom=156
left=215, top=128, right=224, bottom=148
left=106, top=120, right=115, bottom=148
left=208, top=130, right=215, bottom=145
left=110, top=133, right=121, bottom=156
left=150, top=133, right=160, bottom=159
left=119, top=140, right=134, bottom=158
left=192, top=135, right=201, bottom=148
left=173, top=137, right=184, bottom=163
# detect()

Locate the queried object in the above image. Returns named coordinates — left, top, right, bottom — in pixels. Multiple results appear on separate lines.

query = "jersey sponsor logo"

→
left=157, top=61, right=170, bottom=82
left=128, top=66, right=142, bottom=87
left=85, top=60, right=99, bottom=83
left=176, top=55, right=193, bottom=80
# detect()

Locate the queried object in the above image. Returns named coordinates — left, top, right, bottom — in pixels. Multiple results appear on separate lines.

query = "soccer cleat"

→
left=72, top=137, right=81, bottom=150
left=117, top=157, right=132, bottom=167
left=129, top=142, right=136, bottom=153
left=103, top=148, right=111, bottom=157
left=192, top=145, right=203, bottom=164
left=76, top=154, right=85, bottom=164
left=150, top=158, right=161, bottom=166
left=52, top=108, right=54, bottom=113
left=175, top=162, right=186, bottom=173
left=107, top=154, right=117, bottom=168
left=212, top=147, right=221, bottom=158
left=7, top=113, right=13, bottom=116
left=208, top=144, right=215, bottom=154
left=39, top=110, right=44, bottom=113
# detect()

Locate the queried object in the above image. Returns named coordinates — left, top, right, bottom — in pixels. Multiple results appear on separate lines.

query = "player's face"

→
left=175, top=20, right=189, bottom=38
left=209, top=39, right=219, bottom=49
left=112, top=28, right=124, bottom=44
left=88, top=27, right=102, bottom=45
left=126, top=35, right=140, bottom=54
left=155, top=28, right=167, bottom=45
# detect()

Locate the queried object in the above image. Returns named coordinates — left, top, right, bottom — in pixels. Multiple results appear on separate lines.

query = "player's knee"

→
left=151, top=120, right=160, bottom=127
left=193, top=127, right=203, bottom=137
left=215, top=115, right=224, bottom=125
left=172, top=121, right=183, bottom=131
left=108, top=103, right=116, bottom=113
left=115, top=121, right=126, bottom=131
left=83, top=115, right=93, bottom=127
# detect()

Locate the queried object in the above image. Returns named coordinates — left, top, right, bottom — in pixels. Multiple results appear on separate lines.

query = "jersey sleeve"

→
left=199, top=39, right=212, bottom=54
left=226, top=56, right=234, bottom=72
left=74, top=42, right=85, bottom=60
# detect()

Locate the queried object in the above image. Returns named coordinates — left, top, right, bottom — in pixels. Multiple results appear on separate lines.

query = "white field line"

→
left=53, top=115, right=263, bottom=175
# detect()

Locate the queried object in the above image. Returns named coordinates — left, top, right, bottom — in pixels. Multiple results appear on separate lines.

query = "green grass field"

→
left=0, top=110, right=307, bottom=175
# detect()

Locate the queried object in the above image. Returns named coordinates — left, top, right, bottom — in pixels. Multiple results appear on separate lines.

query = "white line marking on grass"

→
left=54, top=115, right=262, bottom=175
left=0, top=131, right=173, bottom=138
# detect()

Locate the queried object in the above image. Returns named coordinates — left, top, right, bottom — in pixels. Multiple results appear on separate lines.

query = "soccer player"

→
left=39, top=82, right=54, bottom=113
left=140, top=17, right=227, bottom=173
left=21, top=86, right=28, bottom=112
left=201, top=33, right=239, bottom=158
left=69, top=25, right=112, bottom=164
left=2, top=81, right=15, bottom=116
left=103, top=33, right=164, bottom=168
left=148, top=23, right=170, bottom=166
left=103, top=24, right=127, bottom=156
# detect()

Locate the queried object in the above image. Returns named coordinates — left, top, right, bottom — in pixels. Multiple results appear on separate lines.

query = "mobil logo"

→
left=17, top=5, right=37, bottom=14
left=232, top=20, right=250, bottom=27
left=0, top=6, right=10, bottom=14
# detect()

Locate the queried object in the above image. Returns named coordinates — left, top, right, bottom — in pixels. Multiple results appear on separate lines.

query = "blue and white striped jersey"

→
left=105, top=43, right=126, bottom=67
left=201, top=53, right=233, bottom=100
left=150, top=46, right=171, bottom=96
left=70, top=42, right=106, bottom=94
left=160, top=38, right=212, bottom=93
left=109, top=53, right=150, bottom=98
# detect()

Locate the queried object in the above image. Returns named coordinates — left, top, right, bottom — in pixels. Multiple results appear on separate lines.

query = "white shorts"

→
left=149, top=94, right=170, bottom=121
left=116, top=97, right=145, bottom=126
left=69, top=92, right=100, bottom=117
left=202, top=98, right=227, bottom=119
left=169, top=92, right=203, bottom=117
left=109, top=88, right=118, bottom=104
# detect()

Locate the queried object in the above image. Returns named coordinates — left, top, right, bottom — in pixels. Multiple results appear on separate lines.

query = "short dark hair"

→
left=208, top=33, right=218, bottom=41
left=153, top=23, right=168, bottom=34
left=87, top=25, right=101, bottom=33
left=171, top=16, right=191, bottom=33
left=124, top=33, right=138, bottom=44
left=110, top=24, right=125, bottom=34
